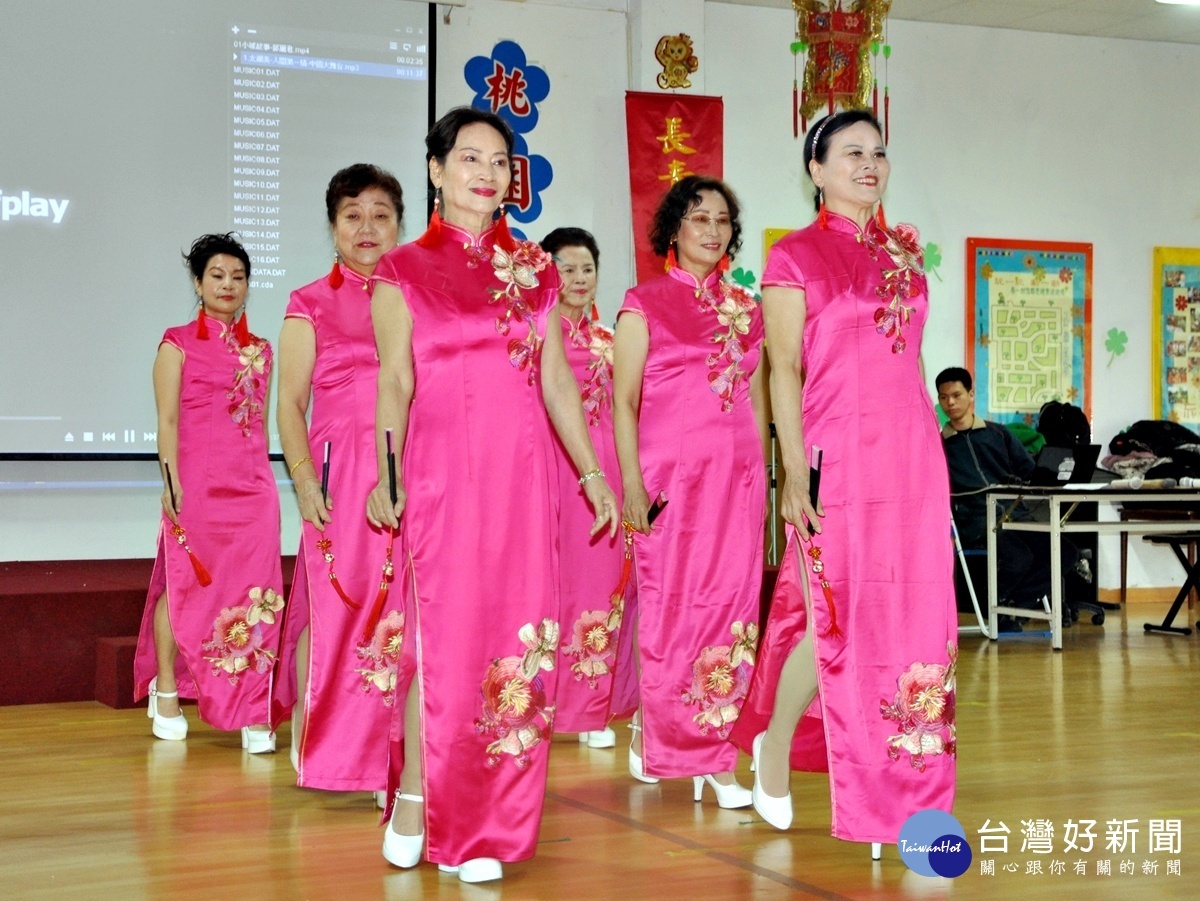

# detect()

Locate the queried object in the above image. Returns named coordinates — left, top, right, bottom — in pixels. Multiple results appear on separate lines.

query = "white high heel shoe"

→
left=751, top=731, right=793, bottom=830
left=439, top=858, right=502, bottom=883
left=628, top=722, right=659, bottom=784
left=382, top=792, right=424, bottom=868
left=693, top=774, right=753, bottom=809
left=148, top=677, right=187, bottom=741
left=241, top=726, right=276, bottom=754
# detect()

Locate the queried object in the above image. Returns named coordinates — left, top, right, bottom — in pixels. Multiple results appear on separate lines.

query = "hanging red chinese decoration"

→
left=791, top=1, right=891, bottom=139
left=624, top=92, right=724, bottom=283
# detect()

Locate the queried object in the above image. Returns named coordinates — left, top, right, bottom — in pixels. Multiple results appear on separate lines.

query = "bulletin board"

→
left=966, top=237, right=1092, bottom=423
left=1152, top=246, right=1200, bottom=431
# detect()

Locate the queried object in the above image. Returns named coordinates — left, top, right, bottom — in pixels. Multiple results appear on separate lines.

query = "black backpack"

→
left=1036, top=402, right=1091, bottom=447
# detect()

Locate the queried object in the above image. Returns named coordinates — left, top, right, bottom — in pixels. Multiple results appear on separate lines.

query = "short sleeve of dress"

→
left=618, top=286, right=648, bottom=328
left=285, top=285, right=316, bottom=325
left=370, top=247, right=404, bottom=292
left=160, top=326, right=185, bottom=354
left=533, top=265, right=562, bottom=337
left=761, top=238, right=806, bottom=290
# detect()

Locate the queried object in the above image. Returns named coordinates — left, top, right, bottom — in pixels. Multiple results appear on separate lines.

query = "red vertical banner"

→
left=625, top=92, right=724, bottom=284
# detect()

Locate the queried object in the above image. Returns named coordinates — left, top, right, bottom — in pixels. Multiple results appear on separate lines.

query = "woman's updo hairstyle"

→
left=803, top=109, right=884, bottom=212
left=425, top=107, right=515, bottom=173
left=183, top=233, right=251, bottom=282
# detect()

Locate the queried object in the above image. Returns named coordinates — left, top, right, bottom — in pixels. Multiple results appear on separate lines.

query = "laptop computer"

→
left=1030, top=444, right=1102, bottom=486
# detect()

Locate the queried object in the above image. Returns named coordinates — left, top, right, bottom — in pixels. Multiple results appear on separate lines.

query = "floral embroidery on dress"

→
left=680, top=621, right=759, bottom=737
left=202, top=586, right=284, bottom=683
left=567, top=318, right=614, bottom=425
left=880, top=642, right=957, bottom=772
left=561, top=609, right=616, bottom=689
left=355, top=609, right=404, bottom=706
left=696, top=280, right=759, bottom=412
left=859, top=221, right=926, bottom=355
left=475, top=618, right=559, bottom=768
left=487, top=240, right=553, bottom=385
left=222, top=327, right=271, bottom=436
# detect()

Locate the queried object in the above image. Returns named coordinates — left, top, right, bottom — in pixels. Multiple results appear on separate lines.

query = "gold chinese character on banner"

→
left=657, top=117, right=697, bottom=155
left=658, top=159, right=693, bottom=184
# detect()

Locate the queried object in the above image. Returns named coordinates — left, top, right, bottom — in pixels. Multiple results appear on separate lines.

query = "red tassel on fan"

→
left=360, top=528, right=396, bottom=641
left=665, top=245, right=678, bottom=272
left=195, top=306, right=209, bottom=339
left=604, top=527, right=636, bottom=631
left=819, top=580, right=843, bottom=640
left=233, top=311, right=251, bottom=347
left=415, top=206, right=443, bottom=249
left=492, top=207, right=518, bottom=253
left=327, top=259, right=344, bottom=289
left=186, top=547, right=213, bottom=586
left=329, top=572, right=360, bottom=609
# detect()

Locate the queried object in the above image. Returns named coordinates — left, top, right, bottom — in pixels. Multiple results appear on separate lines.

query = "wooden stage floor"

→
left=1, top=604, right=1197, bottom=900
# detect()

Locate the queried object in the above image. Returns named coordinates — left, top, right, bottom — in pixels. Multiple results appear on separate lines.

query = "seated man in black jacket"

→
left=936, top=367, right=1079, bottom=628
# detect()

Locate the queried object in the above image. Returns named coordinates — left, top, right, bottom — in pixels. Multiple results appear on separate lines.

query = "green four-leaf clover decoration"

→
left=1105, top=327, right=1127, bottom=367
left=924, top=242, right=943, bottom=282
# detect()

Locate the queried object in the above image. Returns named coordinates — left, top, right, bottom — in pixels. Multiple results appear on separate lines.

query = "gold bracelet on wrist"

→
left=578, top=469, right=604, bottom=486
left=289, top=455, right=313, bottom=478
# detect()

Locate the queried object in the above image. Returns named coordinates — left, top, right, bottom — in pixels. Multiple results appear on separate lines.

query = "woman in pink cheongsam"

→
left=366, top=107, right=619, bottom=885
left=275, top=164, right=404, bottom=802
left=612, top=175, right=768, bottom=809
left=729, top=110, right=957, bottom=853
left=540, top=226, right=638, bottom=750
left=134, top=233, right=282, bottom=754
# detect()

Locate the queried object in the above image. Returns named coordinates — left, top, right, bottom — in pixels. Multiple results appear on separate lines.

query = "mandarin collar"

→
left=667, top=265, right=721, bottom=292
left=823, top=209, right=883, bottom=238
left=440, top=217, right=501, bottom=250
left=337, top=263, right=370, bottom=286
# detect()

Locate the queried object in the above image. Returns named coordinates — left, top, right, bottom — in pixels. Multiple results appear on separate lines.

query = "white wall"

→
left=6, top=0, right=1200, bottom=590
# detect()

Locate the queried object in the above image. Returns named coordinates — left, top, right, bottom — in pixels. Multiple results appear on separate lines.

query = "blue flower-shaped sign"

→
left=464, top=41, right=550, bottom=134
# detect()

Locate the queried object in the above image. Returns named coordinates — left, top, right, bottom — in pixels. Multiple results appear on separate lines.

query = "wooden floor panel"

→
left=1, top=603, right=1198, bottom=899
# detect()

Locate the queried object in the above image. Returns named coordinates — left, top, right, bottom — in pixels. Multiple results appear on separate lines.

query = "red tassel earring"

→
left=817, top=189, right=829, bottom=230
left=589, top=302, right=599, bottom=322
left=234, top=309, right=251, bottom=346
left=717, top=254, right=730, bottom=273
left=416, top=190, right=443, bottom=249
left=492, top=203, right=517, bottom=253
left=874, top=202, right=889, bottom=232
left=195, top=303, right=209, bottom=339
left=327, top=255, right=344, bottom=289
left=665, top=244, right=678, bottom=272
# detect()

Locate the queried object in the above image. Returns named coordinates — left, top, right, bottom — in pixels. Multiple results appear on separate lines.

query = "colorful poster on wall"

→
left=1152, top=247, right=1200, bottom=430
left=966, top=238, right=1092, bottom=424
left=625, top=92, right=723, bottom=283
left=464, top=41, right=553, bottom=228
